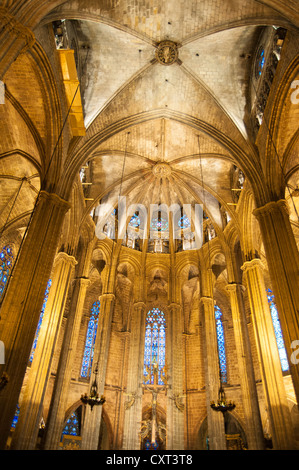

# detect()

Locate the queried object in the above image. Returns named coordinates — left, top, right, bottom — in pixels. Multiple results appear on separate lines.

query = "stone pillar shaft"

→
left=241, top=258, right=294, bottom=449
left=200, top=296, right=226, bottom=450
left=253, top=199, right=299, bottom=404
left=0, top=191, right=70, bottom=449
left=226, top=283, right=264, bottom=449
left=81, top=292, right=115, bottom=450
left=42, top=276, right=90, bottom=450
left=122, top=302, right=146, bottom=450
left=167, top=302, right=184, bottom=450
left=10, top=251, right=76, bottom=450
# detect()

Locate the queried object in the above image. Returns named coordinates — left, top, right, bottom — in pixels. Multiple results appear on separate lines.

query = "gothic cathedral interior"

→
left=0, top=0, right=299, bottom=452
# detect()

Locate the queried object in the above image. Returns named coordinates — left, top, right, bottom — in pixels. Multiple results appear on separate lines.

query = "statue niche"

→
left=148, top=269, right=168, bottom=300
left=114, top=263, right=133, bottom=331
left=181, top=266, right=200, bottom=334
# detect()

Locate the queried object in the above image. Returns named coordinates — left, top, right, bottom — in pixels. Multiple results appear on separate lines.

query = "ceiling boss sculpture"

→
left=155, top=41, right=179, bottom=66
left=152, top=162, right=172, bottom=178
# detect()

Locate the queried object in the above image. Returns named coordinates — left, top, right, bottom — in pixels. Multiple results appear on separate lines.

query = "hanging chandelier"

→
left=210, top=383, right=235, bottom=414
left=81, top=365, right=106, bottom=411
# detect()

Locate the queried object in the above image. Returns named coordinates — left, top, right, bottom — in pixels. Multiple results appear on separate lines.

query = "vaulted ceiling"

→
left=1, top=0, right=298, bottom=252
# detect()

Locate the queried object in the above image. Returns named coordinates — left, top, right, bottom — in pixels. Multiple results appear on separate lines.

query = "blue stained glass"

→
left=178, top=214, right=191, bottom=229
left=81, top=300, right=100, bottom=378
left=257, top=48, right=265, bottom=76
left=11, top=405, right=20, bottom=429
left=215, top=305, right=227, bottom=383
left=143, top=308, right=166, bottom=385
left=29, top=279, right=52, bottom=364
left=145, top=439, right=159, bottom=450
left=129, top=213, right=141, bottom=228
left=267, top=289, right=289, bottom=372
left=62, top=410, right=80, bottom=437
left=150, top=216, right=168, bottom=231
left=0, top=245, right=14, bottom=300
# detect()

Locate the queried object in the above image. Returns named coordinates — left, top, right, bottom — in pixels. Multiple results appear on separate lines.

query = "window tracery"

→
left=81, top=300, right=100, bottom=378
left=143, top=308, right=166, bottom=386
left=266, top=289, right=289, bottom=372
left=28, top=279, right=52, bottom=365
left=0, top=245, right=14, bottom=300
left=215, top=305, right=227, bottom=383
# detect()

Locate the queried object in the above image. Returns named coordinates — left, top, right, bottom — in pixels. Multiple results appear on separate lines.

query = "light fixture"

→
left=81, top=364, right=106, bottom=411
left=210, top=382, right=236, bottom=414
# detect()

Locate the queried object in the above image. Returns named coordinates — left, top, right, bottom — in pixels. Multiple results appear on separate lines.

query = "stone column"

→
left=241, top=258, right=295, bottom=449
left=80, top=292, right=115, bottom=450
left=166, top=302, right=184, bottom=450
left=225, top=283, right=264, bottom=449
left=122, top=301, right=146, bottom=450
left=200, top=295, right=226, bottom=450
left=10, top=251, right=77, bottom=449
left=253, top=199, right=299, bottom=404
left=0, top=191, right=70, bottom=449
left=42, top=276, right=90, bottom=450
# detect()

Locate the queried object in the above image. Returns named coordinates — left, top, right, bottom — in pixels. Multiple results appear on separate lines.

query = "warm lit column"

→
left=253, top=200, right=299, bottom=404
left=200, top=295, right=226, bottom=450
left=241, top=258, right=295, bottom=449
left=80, top=292, right=115, bottom=450
left=10, top=251, right=77, bottom=450
left=42, top=276, right=91, bottom=450
left=166, top=302, right=184, bottom=450
left=0, top=191, right=70, bottom=449
left=122, top=301, right=146, bottom=450
left=225, top=283, right=264, bottom=449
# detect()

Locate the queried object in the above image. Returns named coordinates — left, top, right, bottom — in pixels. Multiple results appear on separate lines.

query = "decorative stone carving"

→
left=152, top=162, right=172, bottom=177
left=155, top=41, right=178, bottom=66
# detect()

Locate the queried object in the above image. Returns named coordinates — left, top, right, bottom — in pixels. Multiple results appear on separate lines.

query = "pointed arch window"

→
left=61, top=408, right=82, bottom=437
left=214, top=305, right=227, bottom=383
left=0, top=245, right=14, bottom=300
left=143, top=307, right=166, bottom=385
left=81, top=300, right=100, bottom=378
left=266, top=289, right=289, bottom=372
left=28, top=279, right=52, bottom=365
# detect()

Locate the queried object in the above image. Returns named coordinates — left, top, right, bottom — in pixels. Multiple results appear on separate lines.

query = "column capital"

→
left=168, top=302, right=181, bottom=310
left=199, top=296, right=214, bottom=307
left=133, top=301, right=146, bottom=310
left=38, top=190, right=71, bottom=212
left=72, top=276, right=90, bottom=287
left=53, top=251, right=77, bottom=268
left=99, top=293, right=115, bottom=302
left=253, top=199, right=289, bottom=218
left=241, top=258, right=264, bottom=274
left=225, top=282, right=246, bottom=293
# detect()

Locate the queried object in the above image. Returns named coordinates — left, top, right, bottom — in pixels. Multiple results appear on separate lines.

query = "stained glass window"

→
left=29, top=279, right=52, bottom=365
left=143, top=308, right=166, bottom=385
left=145, top=439, right=159, bottom=450
left=215, top=305, right=227, bottom=383
left=62, top=409, right=81, bottom=437
left=0, top=245, right=14, bottom=300
left=150, top=216, right=168, bottom=231
left=178, top=214, right=191, bottom=229
left=11, top=405, right=20, bottom=430
left=81, top=300, right=100, bottom=378
left=256, top=47, right=265, bottom=77
left=129, top=212, right=141, bottom=228
left=267, top=289, right=289, bottom=372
